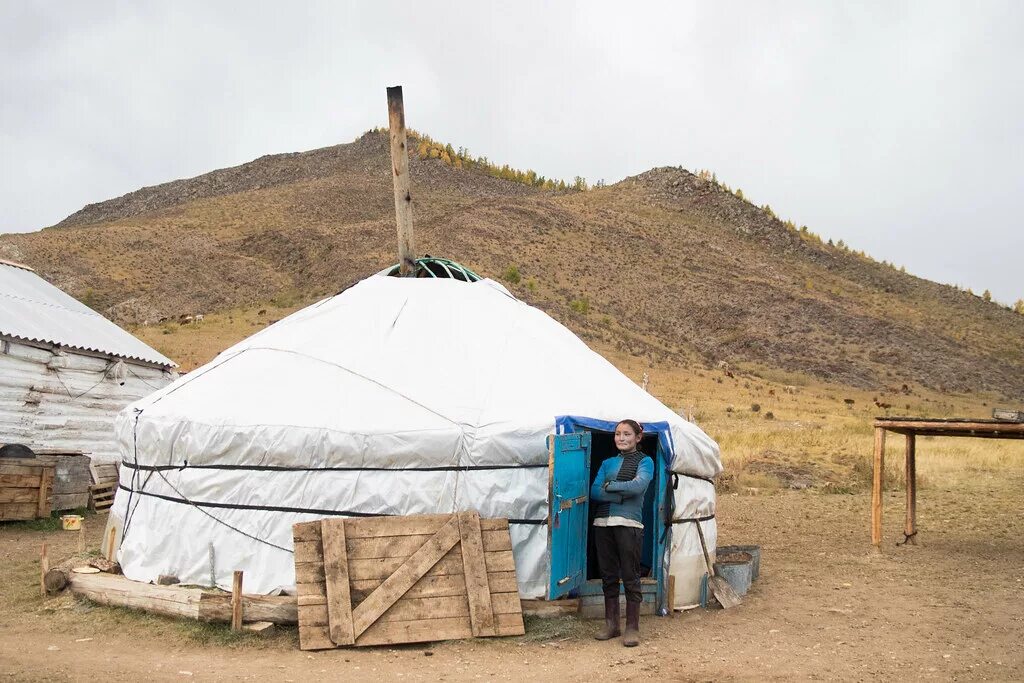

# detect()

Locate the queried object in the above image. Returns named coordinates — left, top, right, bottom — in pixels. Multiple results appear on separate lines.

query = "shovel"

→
left=696, top=521, right=742, bottom=609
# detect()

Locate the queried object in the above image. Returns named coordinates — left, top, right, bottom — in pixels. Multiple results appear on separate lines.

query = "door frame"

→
left=553, top=416, right=674, bottom=614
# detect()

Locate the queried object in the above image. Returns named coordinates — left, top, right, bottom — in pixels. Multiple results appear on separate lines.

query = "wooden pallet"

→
left=294, top=511, right=525, bottom=650
left=92, top=462, right=119, bottom=484
left=90, top=481, right=117, bottom=512
left=0, top=459, right=55, bottom=520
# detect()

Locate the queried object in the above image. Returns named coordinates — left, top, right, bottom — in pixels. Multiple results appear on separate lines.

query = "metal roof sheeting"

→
left=0, top=262, right=175, bottom=368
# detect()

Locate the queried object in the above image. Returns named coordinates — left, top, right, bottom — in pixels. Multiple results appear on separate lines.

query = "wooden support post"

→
left=78, top=522, right=85, bottom=552
left=106, top=526, right=117, bottom=561
left=871, top=427, right=886, bottom=546
left=905, top=433, right=917, bottom=544
left=231, top=570, right=244, bottom=631
left=40, top=543, right=49, bottom=597
left=667, top=574, right=676, bottom=616
left=387, top=85, right=416, bottom=276
left=36, top=469, right=50, bottom=518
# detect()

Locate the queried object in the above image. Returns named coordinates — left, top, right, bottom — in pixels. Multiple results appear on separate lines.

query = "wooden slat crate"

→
left=294, top=511, right=525, bottom=650
left=90, top=481, right=117, bottom=511
left=0, top=459, right=55, bottom=520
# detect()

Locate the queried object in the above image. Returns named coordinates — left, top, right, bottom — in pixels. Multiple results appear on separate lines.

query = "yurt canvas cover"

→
left=111, top=276, right=721, bottom=606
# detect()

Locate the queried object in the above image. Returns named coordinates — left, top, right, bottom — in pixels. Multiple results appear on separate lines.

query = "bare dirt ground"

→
left=2, top=472, right=1022, bottom=682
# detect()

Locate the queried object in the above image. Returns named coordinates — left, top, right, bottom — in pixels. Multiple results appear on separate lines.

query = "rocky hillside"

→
left=3, top=131, right=1022, bottom=398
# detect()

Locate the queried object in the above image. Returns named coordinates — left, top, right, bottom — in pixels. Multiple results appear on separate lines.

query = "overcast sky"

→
left=2, top=1, right=1021, bottom=303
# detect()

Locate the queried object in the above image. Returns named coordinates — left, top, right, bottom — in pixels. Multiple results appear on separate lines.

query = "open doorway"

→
left=584, top=428, right=662, bottom=580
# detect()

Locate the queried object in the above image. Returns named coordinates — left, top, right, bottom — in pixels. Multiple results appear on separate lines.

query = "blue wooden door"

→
left=653, top=441, right=670, bottom=614
left=547, top=432, right=591, bottom=599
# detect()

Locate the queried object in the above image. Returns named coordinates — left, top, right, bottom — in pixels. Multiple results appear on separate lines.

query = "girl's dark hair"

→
left=616, top=419, right=643, bottom=436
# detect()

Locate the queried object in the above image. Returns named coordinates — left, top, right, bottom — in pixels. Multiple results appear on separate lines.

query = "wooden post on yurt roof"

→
left=387, top=85, right=417, bottom=276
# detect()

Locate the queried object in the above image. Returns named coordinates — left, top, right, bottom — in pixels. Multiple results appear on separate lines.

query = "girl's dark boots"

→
left=622, top=601, right=640, bottom=647
left=594, top=597, right=621, bottom=640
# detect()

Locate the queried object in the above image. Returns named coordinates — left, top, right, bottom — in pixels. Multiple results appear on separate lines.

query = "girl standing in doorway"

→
left=589, top=419, right=654, bottom=647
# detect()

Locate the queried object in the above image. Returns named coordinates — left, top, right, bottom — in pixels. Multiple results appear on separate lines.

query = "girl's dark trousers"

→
left=594, top=525, right=643, bottom=602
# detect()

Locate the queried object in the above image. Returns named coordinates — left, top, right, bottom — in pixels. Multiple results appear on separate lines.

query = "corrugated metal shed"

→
left=0, top=339, right=174, bottom=464
left=0, top=259, right=174, bottom=368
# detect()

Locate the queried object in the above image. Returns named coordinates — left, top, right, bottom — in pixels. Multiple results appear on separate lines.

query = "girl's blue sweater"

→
left=589, top=453, right=654, bottom=524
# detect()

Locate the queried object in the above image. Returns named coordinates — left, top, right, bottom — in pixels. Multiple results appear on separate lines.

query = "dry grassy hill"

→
left=3, top=130, right=1022, bottom=400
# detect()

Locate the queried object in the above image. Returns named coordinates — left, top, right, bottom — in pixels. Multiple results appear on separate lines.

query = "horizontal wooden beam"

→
left=874, top=419, right=1024, bottom=438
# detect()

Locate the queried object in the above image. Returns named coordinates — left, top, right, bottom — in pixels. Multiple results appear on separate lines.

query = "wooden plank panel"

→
left=374, top=594, right=518, bottom=624
left=0, top=465, right=42, bottom=476
left=347, top=549, right=465, bottom=582
left=357, top=614, right=472, bottom=646
left=294, top=561, right=325, bottom=584
left=294, top=514, right=522, bottom=648
left=0, top=503, right=38, bottom=520
left=293, top=521, right=323, bottom=542
left=0, top=488, right=39, bottom=503
left=483, top=550, right=516, bottom=573
left=347, top=534, right=435, bottom=559
left=481, top=529, right=512, bottom=552
left=299, top=625, right=335, bottom=651
left=321, top=518, right=355, bottom=646
left=487, top=592, right=524, bottom=615
left=298, top=604, right=329, bottom=626
left=350, top=517, right=461, bottom=638
left=458, top=510, right=494, bottom=637
left=355, top=613, right=524, bottom=647
left=350, top=574, right=469, bottom=601
left=294, top=519, right=331, bottom=651
left=297, top=594, right=327, bottom=607
left=379, top=595, right=471, bottom=622
left=0, top=474, right=42, bottom=487
left=296, top=581, right=327, bottom=599
left=486, top=571, right=519, bottom=594
left=293, top=540, right=324, bottom=564
left=343, top=514, right=453, bottom=539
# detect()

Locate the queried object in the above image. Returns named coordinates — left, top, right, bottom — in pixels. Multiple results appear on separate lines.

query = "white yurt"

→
left=110, top=267, right=721, bottom=611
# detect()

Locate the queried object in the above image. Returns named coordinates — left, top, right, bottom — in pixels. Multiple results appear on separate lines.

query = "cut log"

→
left=67, top=573, right=298, bottom=624
left=44, top=569, right=68, bottom=594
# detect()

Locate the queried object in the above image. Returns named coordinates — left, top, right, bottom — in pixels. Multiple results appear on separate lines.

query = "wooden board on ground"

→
left=0, top=459, right=54, bottom=520
left=294, top=512, right=525, bottom=650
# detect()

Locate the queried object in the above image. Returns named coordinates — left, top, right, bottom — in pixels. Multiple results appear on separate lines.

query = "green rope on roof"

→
left=385, top=257, right=482, bottom=282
